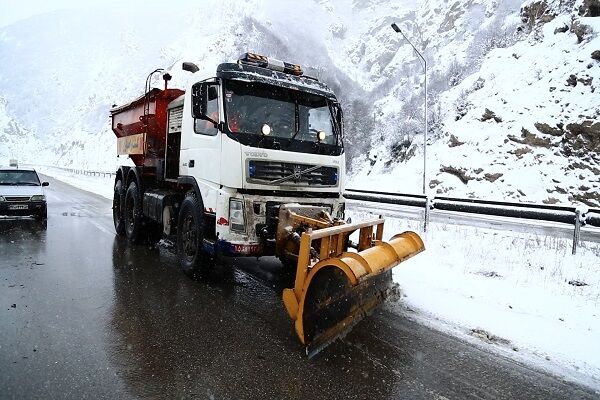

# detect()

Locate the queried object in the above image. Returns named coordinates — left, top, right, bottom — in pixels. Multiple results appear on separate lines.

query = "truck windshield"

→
left=0, top=170, right=41, bottom=186
left=223, top=80, right=342, bottom=155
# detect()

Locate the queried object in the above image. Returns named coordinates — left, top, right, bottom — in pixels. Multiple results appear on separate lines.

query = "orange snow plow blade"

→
left=278, top=206, right=424, bottom=357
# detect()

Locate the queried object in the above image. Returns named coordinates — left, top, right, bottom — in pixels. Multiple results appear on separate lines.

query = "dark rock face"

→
left=571, top=21, right=592, bottom=43
left=554, top=24, right=569, bottom=34
left=579, top=0, right=600, bottom=17
left=564, top=121, right=600, bottom=156
left=508, top=147, right=533, bottom=159
left=481, top=109, right=502, bottom=123
left=592, top=50, right=600, bottom=61
left=439, top=166, right=474, bottom=184
left=484, top=173, right=503, bottom=183
left=521, top=1, right=552, bottom=29
left=535, top=122, right=564, bottom=137
left=448, top=134, right=465, bottom=147
left=567, top=74, right=578, bottom=87
left=508, top=128, right=553, bottom=148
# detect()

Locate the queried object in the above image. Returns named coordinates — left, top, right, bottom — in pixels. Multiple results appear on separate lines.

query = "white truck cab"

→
left=167, top=55, right=345, bottom=256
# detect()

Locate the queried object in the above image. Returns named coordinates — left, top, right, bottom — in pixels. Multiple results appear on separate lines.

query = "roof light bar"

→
left=239, top=52, right=303, bottom=76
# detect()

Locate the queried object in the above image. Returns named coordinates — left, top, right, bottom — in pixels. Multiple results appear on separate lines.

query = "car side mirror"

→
left=42, top=182, right=49, bottom=187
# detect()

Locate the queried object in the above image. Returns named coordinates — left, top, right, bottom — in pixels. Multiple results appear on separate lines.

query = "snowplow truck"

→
left=110, top=53, right=425, bottom=356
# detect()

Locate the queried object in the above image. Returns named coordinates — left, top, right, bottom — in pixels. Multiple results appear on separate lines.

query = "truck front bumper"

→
left=215, top=192, right=344, bottom=257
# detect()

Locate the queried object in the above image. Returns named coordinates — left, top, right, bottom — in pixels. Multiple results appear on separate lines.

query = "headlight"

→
left=0, top=196, right=5, bottom=202
left=30, top=195, right=46, bottom=201
left=229, top=198, right=246, bottom=233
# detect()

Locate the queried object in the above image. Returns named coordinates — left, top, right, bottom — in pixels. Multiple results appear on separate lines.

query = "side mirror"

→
left=191, top=83, right=207, bottom=119
left=208, top=86, right=218, bottom=101
left=191, top=83, right=220, bottom=130
left=42, top=182, right=49, bottom=187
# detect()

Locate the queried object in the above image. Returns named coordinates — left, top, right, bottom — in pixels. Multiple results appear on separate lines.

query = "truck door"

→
left=180, top=80, right=221, bottom=187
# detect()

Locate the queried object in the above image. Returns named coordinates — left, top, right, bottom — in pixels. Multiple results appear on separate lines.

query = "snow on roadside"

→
left=36, top=166, right=114, bottom=200
left=348, top=207, right=600, bottom=389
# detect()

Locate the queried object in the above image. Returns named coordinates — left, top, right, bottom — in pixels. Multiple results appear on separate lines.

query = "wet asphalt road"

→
left=1, top=176, right=598, bottom=400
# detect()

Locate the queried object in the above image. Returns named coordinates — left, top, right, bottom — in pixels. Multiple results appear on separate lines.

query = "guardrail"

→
left=35, top=165, right=116, bottom=178
left=344, top=188, right=599, bottom=255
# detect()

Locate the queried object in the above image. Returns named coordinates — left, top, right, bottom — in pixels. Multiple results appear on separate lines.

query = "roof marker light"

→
left=239, top=52, right=304, bottom=76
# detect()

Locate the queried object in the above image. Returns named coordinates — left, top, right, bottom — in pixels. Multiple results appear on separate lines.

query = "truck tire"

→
left=177, top=193, right=211, bottom=276
left=124, top=181, right=143, bottom=243
left=113, top=180, right=125, bottom=236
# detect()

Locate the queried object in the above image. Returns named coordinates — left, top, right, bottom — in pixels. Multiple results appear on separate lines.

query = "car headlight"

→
left=229, top=198, right=246, bottom=233
left=0, top=196, right=5, bottom=202
left=30, top=195, right=46, bottom=201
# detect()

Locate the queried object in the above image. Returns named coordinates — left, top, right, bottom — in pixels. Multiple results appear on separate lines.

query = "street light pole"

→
left=391, top=23, right=427, bottom=195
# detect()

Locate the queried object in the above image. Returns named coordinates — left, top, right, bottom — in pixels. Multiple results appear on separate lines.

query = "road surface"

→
left=1, top=176, right=598, bottom=399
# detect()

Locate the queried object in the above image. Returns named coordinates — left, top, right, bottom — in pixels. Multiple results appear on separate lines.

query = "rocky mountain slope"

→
left=352, top=0, right=600, bottom=206
left=0, top=95, right=39, bottom=163
left=0, top=0, right=598, bottom=205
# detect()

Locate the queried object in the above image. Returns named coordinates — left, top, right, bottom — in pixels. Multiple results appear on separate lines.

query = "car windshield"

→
left=224, top=80, right=339, bottom=146
left=0, top=170, right=41, bottom=186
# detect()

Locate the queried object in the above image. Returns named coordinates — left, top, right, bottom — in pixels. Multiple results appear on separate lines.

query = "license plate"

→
left=8, top=204, right=28, bottom=210
left=232, top=244, right=261, bottom=254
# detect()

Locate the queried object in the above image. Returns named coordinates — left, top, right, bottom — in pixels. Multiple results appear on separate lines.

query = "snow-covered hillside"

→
left=0, top=0, right=599, bottom=205
left=0, top=95, right=39, bottom=164
left=352, top=0, right=600, bottom=206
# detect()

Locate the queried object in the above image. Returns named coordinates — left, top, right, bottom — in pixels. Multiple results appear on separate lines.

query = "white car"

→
left=0, top=168, right=48, bottom=220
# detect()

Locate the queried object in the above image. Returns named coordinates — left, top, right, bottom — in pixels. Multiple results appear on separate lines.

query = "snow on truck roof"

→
left=216, top=62, right=336, bottom=99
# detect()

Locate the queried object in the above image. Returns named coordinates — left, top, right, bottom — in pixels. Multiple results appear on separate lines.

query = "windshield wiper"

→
left=14, top=182, right=39, bottom=186
left=328, top=102, right=340, bottom=141
left=285, top=101, right=301, bottom=149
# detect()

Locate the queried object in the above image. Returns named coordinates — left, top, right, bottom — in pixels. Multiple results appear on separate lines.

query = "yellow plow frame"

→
left=278, top=206, right=425, bottom=357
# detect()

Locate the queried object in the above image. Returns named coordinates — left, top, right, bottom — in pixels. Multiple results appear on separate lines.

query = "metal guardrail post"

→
left=572, top=209, right=582, bottom=255
left=424, top=196, right=430, bottom=232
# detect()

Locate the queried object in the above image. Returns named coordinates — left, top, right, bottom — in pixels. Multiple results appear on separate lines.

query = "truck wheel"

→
left=113, top=180, right=125, bottom=236
left=124, top=181, right=142, bottom=243
left=177, top=193, right=211, bottom=276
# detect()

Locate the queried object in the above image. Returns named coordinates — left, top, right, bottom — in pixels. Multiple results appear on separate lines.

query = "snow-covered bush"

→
left=447, top=59, right=465, bottom=87
left=467, top=15, right=519, bottom=69
left=454, top=89, right=473, bottom=121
